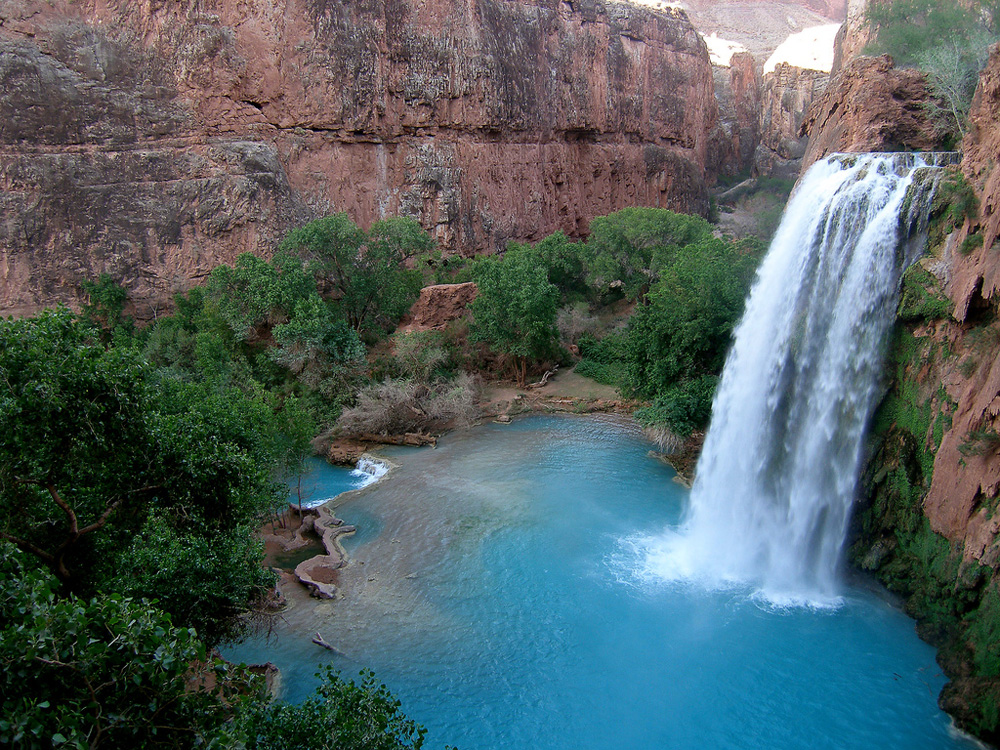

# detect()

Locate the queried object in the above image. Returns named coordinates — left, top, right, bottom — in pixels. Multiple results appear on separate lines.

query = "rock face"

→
left=799, top=54, right=947, bottom=169
left=923, top=45, right=1000, bottom=557
left=398, top=282, right=478, bottom=332
left=0, top=0, right=718, bottom=318
left=756, top=62, right=828, bottom=176
left=708, top=52, right=762, bottom=178
left=831, top=0, right=872, bottom=74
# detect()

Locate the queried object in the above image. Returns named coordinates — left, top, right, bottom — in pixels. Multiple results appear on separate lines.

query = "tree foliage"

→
left=0, top=544, right=429, bottom=750
left=470, top=247, right=560, bottom=385
left=279, top=214, right=424, bottom=337
left=0, top=308, right=281, bottom=645
left=237, top=667, right=427, bottom=750
left=0, top=545, right=253, bottom=749
left=623, top=237, right=762, bottom=399
left=585, top=208, right=714, bottom=299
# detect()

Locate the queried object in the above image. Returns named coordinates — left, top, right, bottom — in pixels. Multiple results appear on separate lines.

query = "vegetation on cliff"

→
left=865, top=0, right=999, bottom=135
left=853, top=262, right=1000, bottom=743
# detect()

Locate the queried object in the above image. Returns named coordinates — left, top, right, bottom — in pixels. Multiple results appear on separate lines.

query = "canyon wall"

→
left=0, top=0, right=717, bottom=317
left=756, top=62, right=828, bottom=177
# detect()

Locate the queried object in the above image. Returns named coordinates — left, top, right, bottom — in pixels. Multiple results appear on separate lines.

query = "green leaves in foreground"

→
left=238, top=668, right=426, bottom=750
left=0, top=547, right=250, bottom=750
left=1, top=544, right=429, bottom=750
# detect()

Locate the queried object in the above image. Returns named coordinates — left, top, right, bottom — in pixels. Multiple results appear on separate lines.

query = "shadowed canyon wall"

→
left=0, top=0, right=717, bottom=317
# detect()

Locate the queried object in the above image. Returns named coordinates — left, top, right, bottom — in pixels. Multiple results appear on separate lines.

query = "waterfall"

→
left=643, top=153, right=950, bottom=606
left=352, top=455, right=389, bottom=487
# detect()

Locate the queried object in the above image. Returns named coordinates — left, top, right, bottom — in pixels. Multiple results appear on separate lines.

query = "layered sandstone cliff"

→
left=0, top=0, right=717, bottom=317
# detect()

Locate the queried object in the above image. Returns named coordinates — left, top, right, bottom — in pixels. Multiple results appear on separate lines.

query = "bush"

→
left=633, top=375, right=719, bottom=439
left=236, top=667, right=426, bottom=750
left=470, top=248, right=560, bottom=386
left=336, top=374, right=479, bottom=436
left=0, top=545, right=252, bottom=749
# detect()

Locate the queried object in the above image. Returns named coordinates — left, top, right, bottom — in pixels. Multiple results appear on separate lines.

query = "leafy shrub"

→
left=470, top=248, right=560, bottom=385
left=574, top=359, right=626, bottom=386
left=0, top=545, right=252, bottom=749
left=237, top=667, right=426, bottom=750
left=897, top=264, right=952, bottom=321
left=633, top=375, right=719, bottom=439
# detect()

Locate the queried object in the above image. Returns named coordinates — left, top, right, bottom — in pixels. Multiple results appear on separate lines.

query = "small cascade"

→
left=643, top=152, right=953, bottom=606
left=352, top=455, right=389, bottom=488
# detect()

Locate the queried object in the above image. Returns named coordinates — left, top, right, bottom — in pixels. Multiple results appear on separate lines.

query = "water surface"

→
left=226, top=416, right=976, bottom=750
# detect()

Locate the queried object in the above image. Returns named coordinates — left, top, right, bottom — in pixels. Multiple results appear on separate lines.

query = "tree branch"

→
left=0, top=531, right=56, bottom=566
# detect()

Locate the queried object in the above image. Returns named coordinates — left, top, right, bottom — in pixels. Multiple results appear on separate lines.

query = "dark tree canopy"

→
left=0, top=308, right=280, bottom=644
left=279, top=214, right=425, bottom=338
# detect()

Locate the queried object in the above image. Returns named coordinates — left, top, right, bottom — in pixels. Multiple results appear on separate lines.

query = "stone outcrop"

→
left=949, top=45, right=1000, bottom=321
left=831, top=0, right=872, bottom=74
left=708, top=51, right=762, bottom=178
left=799, top=54, right=947, bottom=169
left=398, top=282, right=478, bottom=332
left=293, top=505, right=357, bottom=600
left=0, top=0, right=718, bottom=318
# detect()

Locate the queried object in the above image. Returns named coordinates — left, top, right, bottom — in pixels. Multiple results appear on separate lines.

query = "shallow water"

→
left=225, top=416, right=977, bottom=750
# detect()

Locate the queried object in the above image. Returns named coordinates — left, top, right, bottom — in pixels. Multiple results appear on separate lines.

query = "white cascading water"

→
left=352, top=455, right=389, bottom=487
left=642, top=152, right=950, bottom=606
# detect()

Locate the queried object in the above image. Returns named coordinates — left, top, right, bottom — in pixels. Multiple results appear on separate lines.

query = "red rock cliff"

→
left=923, top=45, right=1000, bottom=564
left=0, top=0, right=717, bottom=318
left=799, top=54, right=947, bottom=169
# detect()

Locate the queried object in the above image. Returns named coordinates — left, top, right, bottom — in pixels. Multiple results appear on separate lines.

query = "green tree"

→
left=0, top=308, right=154, bottom=584
left=1, top=544, right=430, bottom=750
left=279, top=214, right=425, bottom=338
left=470, top=248, right=559, bottom=386
left=0, top=309, right=282, bottom=643
left=205, top=253, right=314, bottom=343
left=237, top=667, right=427, bottom=750
left=80, top=273, right=134, bottom=344
left=270, top=295, right=366, bottom=392
left=624, top=237, right=761, bottom=401
left=585, top=208, right=714, bottom=299
left=0, top=545, right=253, bottom=749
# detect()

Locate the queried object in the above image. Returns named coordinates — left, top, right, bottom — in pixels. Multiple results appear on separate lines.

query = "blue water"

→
left=226, top=416, right=977, bottom=749
left=285, top=457, right=384, bottom=548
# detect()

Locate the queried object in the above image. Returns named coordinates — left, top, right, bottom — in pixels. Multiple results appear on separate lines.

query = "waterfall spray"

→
left=642, top=153, right=951, bottom=606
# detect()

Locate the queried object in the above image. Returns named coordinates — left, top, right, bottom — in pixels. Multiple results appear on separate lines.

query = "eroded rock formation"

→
left=757, top=61, right=828, bottom=176
left=0, top=0, right=718, bottom=318
left=799, top=54, right=947, bottom=168
left=398, top=282, right=478, bottom=332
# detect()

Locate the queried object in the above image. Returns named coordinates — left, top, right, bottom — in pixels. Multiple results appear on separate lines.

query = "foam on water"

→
left=351, top=455, right=389, bottom=487
left=291, top=455, right=390, bottom=509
